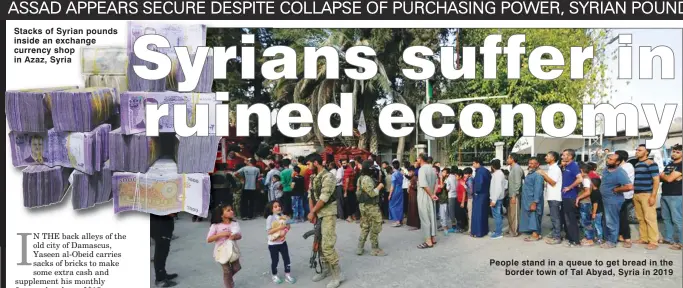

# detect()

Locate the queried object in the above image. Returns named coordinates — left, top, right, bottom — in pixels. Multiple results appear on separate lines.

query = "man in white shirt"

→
left=616, top=150, right=635, bottom=248
left=536, top=151, right=564, bottom=244
left=489, top=159, right=507, bottom=239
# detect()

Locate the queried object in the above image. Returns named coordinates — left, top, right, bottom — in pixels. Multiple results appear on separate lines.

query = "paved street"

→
left=152, top=208, right=683, bottom=288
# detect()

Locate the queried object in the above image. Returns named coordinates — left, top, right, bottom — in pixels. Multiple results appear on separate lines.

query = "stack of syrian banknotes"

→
left=22, top=165, right=73, bottom=208
left=112, top=158, right=210, bottom=217
left=70, top=161, right=113, bottom=210
left=82, top=46, right=127, bottom=105
left=9, top=124, right=111, bottom=175
left=126, top=22, right=207, bottom=92
left=5, top=87, right=77, bottom=132
left=108, top=128, right=162, bottom=173
left=127, top=51, right=167, bottom=92
left=173, top=54, right=214, bottom=93
left=175, top=135, right=221, bottom=173
left=119, top=91, right=219, bottom=135
left=51, top=87, right=117, bottom=132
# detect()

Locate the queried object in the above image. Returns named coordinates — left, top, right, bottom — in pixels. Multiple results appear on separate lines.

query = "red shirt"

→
left=343, top=166, right=356, bottom=190
left=304, top=169, right=313, bottom=191
left=226, top=158, right=240, bottom=170
left=588, top=171, right=600, bottom=179
left=255, top=160, right=267, bottom=172
left=456, top=179, right=466, bottom=202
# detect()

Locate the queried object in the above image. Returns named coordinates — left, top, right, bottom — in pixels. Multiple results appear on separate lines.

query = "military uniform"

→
left=309, top=169, right=342, bottom=288
left=356, top=175, right=386, bottom=256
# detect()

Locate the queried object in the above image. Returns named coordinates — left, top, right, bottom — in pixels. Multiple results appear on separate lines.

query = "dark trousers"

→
left=344, top=188, right=359, bottom=219
left=619, top=198, right=632, bottom=240
left=335, top=186, right=345, bottom=219
left=151, top=216, right=174, bottom=281
left=562, top=198, right=580, bottom=244
left=549, top=200, right=563, bottom=239
left=268, top=242, right=291, bottom=275
left=403, top=189, right=409, bottom=219
left=281, top=193, right=293, bottom=216
left=241, top=189, right=256, bottom=219
left=380, top=189, right=389, bottom=219
left=454, top=199, right=468, bottom=230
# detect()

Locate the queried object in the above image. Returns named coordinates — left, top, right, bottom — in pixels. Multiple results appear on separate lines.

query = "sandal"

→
left=633, top=240, right=648, bottom=245
left=417, top=242, right=434, bottom=249
left=669, top=243, right=682, bottom=250
left=646, top=243, right=659, bottom=250
left=659, top=239, right=673, bottom=245
left=524, top=236, right=541, bottom=242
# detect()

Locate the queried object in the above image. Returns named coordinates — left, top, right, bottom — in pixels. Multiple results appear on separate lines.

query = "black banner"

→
left=5, top=0, right=683, bottom=20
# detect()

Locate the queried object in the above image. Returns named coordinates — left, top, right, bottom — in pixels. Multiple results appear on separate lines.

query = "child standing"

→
left=207, top=205, right=242, bottom=288
left=454, top=170, right=468, bottom=232
left=270, top=174, right=283, bottom=202
left=590, top=178, right=605, bottom=244
left=438, top=168, right=450, bottom=235
left=577, top=164, right=596, bottom=246
left=291, top=166, right=306, bottom=222
left=265, top=200, right=296, bottom=284
left=445, top=168, right=458, bottom=233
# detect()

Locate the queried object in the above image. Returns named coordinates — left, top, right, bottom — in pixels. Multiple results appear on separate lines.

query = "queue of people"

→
left=151, top=143, right=682, bottom=288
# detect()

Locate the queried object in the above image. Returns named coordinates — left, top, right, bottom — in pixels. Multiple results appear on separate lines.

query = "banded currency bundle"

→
left=5, top=87, right=76, bottom=132
left=112, top=159, right=210, bottom=217
left=22, top=165, right=73, bottom=208
left=70, top=161, right=113, bottom=210
left=51, top=87, right=117, bottom=132
left=83, top=75, right=127, bottom=104
left=127, top=52, right=167, bottom=92
left=173, top=54, right=214, bottom=93
left=175, top=135, right=221, bottom=173
left=9, top=123, right=112, bottom=175
left=127, top=22, right=207, bottom=55
left=120, top=92, right=218, bottom=135
left=127, top=22, right=207, bottom=92
left=81, top=46, right=127, bottom=75
left=108, top=128, right=161, bottom=173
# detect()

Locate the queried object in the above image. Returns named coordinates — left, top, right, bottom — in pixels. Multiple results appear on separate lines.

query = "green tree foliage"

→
left=443, top=29, right=611, bottom=154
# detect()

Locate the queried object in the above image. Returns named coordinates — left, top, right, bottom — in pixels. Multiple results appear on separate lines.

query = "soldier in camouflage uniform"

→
left=306, top=153, right=343, bottom=288
left=356, top=160, right=387, bottom=256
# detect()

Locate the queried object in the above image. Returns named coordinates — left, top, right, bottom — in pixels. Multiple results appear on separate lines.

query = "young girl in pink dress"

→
left=207, top=204, right=242, bottom=288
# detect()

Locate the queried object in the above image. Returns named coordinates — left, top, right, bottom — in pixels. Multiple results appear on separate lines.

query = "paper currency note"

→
left=81, top=46, right=128, bottom=75
left=127, top=22, right=207, bottom=54
left=113, top=168, right=209, bottom=217
left=120, top=92, right=218, bottom=135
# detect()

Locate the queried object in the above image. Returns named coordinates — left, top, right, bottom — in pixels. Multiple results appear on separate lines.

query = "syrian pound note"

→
left=182, top=174, right=207, bottom=217
left=81, top=46, right=128, bottom=75
left=66, top=132, right=86, bottom=169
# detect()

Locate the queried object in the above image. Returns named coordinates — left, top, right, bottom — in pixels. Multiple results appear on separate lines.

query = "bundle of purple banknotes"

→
left=5, top=87, right=77, bottom=132
left=70, top=161, right=113, bottom=210
left=50, top=87, right=118, bottom=132
left=22, top=165, right=73, bottom=208
left=119, top=91, right=218, bottom=135
left=9, top=123, right=111, bottom=175
left=108, top=128, right=162, bottom=173
left=126, top=22, right=207, bottom=92
left=174, top=134, right=221, bottom=173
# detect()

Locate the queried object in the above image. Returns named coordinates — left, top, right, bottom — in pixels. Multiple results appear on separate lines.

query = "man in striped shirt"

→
left=633, top=144, right=661, bottom=250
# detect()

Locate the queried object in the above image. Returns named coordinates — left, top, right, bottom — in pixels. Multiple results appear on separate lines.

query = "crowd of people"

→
left=150, top=143, right=683, bottom=288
